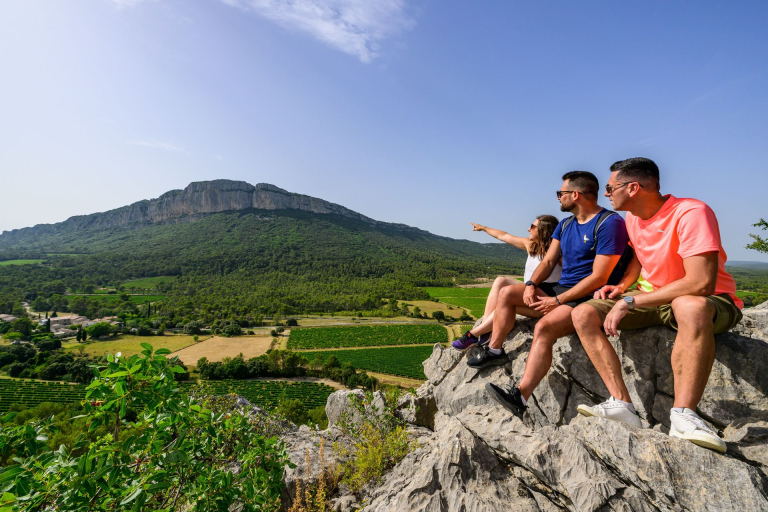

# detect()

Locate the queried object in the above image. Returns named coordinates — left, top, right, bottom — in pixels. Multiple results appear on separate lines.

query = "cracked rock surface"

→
left=281, top=304, right=768, bottom=511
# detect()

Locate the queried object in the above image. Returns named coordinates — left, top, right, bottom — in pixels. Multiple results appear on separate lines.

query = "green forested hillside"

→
left=0, top=209, right=525, bottom=318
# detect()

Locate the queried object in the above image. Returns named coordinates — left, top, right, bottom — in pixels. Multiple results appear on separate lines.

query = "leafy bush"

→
left=0, top=344, right=291, bottom=511
left=85, top=321, right=111, bottom=338
left=334, top=391, right=416, bottom=494
left=183, top=320, right=204, bottom=335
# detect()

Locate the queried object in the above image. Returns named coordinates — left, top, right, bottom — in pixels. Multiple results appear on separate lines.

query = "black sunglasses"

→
left=605, top=182, right=644, bottom=194
left=556, top=190, right=576, bottom=199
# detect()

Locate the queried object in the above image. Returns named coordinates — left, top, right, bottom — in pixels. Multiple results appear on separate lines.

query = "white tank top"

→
left=524, top=253, right=561, bottom=284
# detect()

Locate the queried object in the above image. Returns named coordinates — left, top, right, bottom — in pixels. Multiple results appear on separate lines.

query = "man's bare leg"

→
left=571, top=304, right=632, bottom=402
left=669, top=296, right=717, bottom=409
left=517, top=305, right=576, bottom=401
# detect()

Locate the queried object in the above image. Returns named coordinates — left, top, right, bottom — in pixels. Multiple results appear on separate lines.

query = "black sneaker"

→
left=467, top=346, right=509, bottom=368
left=486, top=383, right=527, bottom=416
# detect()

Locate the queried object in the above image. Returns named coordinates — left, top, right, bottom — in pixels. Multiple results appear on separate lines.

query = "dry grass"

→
left=173, top=335, right=273, bottom=366
left=62, top=334, right=202, bottom=358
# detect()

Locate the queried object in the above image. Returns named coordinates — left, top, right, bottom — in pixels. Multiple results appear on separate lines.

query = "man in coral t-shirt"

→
left=570, top=157, right=742, bottom=454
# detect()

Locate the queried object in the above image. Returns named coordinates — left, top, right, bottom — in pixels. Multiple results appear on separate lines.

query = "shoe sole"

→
left=669, top=429, right=727, bottom=453
left=450, top=342, right=477, bottom=352
left=467, top=356, right=509, bottom=369
left=485, top=383, right=525, bottom=416
left=577, top=404, right=642, bottom=428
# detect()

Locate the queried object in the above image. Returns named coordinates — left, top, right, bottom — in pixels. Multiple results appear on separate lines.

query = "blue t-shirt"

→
left=552, top=209, right=630, bottom=288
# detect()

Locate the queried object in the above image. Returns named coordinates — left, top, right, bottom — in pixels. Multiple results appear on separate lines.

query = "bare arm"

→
left=471, top=223, right=530, bottom=251
left=528, top=239, right=561, bottom=284
left=594, top=252, right=642, bottom=299
left=557, top=254, right=621, bottom=304
left=631, top=252, right=718, bottom=308
left=603, top=252, right=719, bottom=336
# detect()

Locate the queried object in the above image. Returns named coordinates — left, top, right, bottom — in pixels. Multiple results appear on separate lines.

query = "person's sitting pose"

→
left=571, top=157, right=743, bottom=453
left=480, top=171, right=632, bottom=416
left=451, top=215, right=561, bottom=350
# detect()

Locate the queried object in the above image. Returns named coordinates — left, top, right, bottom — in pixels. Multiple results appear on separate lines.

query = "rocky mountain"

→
left=0, top=180, right=422, bottom=246
left=282, top=302, right=768, bottom=511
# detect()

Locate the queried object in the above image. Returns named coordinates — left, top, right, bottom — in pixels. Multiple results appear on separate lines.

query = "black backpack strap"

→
left=561, top=215, right=577, bottom=234
left=591, top=210, right=618, bottom=251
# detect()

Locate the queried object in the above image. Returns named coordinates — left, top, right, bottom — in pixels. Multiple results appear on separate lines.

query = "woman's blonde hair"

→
left=528, top=214, right=559, bottom=259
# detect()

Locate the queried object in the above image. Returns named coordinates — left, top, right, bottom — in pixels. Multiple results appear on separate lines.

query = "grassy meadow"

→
left=422, top=287, right=491, bottom=318
left=62, top=334, right=204, bottom=358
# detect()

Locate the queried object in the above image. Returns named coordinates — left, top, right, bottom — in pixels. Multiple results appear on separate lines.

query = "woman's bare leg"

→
left=470, top=277, right=515, bottom=336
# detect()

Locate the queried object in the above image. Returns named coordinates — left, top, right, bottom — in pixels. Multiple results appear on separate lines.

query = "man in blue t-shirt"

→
left=469, top=171, right=631, bottom=417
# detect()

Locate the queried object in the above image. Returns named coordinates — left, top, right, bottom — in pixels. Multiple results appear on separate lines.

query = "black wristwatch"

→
left=525, top=280, right=536, bottom=287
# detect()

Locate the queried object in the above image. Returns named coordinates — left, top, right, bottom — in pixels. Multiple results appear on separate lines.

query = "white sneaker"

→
left=577, top=397, right=642, bottom=427
left=669, top=408, right=726, bottom=453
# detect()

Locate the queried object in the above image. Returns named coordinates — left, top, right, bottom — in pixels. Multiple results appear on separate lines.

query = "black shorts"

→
left=538, top=283, right=593, bottom=308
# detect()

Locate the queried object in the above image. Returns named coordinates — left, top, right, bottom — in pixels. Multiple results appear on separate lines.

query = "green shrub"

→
left=0, top=344, right=291, bottom=511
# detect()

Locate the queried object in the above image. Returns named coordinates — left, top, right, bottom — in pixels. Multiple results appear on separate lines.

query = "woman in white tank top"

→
left=452, top=215, right=561, bottom=348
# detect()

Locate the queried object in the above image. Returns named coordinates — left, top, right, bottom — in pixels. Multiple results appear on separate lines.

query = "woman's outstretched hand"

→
left=470, top=222, right=486, bottom=232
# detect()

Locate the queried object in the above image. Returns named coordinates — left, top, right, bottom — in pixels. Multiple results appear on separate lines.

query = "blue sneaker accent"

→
left=451, top=331, right=479, bottom=351
left=477, top=332, right=492, bottom=346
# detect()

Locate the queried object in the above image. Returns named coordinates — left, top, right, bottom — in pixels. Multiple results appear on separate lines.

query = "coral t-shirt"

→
left=626, top=195, right=743, bottom=309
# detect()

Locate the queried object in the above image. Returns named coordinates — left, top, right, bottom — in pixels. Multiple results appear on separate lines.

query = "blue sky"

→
left=1, top=0, right=767, bottom=261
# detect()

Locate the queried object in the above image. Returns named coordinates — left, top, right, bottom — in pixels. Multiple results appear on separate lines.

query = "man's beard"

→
left=560, top=202, right=575, bottom=212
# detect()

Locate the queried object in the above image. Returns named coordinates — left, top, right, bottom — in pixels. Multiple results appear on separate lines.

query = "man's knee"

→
left=572, top=303, right=601, bottom=332
left=670, top=295, right=715, bottom=324
left=533, top=316, right=563, bottom=341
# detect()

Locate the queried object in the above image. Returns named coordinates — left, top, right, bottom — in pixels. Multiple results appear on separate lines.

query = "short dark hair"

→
left=562, top=170, right=599, bottom=198
left=610, top=157, right=660, bottom=191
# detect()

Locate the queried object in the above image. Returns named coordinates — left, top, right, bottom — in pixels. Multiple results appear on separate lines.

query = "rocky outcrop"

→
left=0, top=180, right=423, bottom=242
left=282, top=304, right=768, bottom=511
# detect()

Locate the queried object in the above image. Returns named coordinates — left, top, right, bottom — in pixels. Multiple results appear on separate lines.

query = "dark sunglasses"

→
left=605, top=181, right=644, bottom=194
left=556, top=190, right=576, bottom=199
left=529, top=223, right=538, bottom=230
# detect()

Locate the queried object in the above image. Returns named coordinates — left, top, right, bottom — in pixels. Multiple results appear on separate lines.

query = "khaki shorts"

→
left=584, top=290, right=743, bottom=334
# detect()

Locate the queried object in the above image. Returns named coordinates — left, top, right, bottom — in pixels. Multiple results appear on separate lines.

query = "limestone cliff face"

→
left=0, top=180, right=392, bottom=241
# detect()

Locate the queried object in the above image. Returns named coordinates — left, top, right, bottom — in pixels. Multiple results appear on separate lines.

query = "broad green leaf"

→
left=0, top=467, right=24, bottom=484
left=140, top=342, right=153, bottom=351
left=120, top=487, right=143, bottom=505
left=154, top=348, right=171, bottom=355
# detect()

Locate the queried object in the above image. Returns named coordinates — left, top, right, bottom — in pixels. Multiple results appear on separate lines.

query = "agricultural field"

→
left=0, top=259, right=44, bottom=266
left=422, top=287, right=491, bottom=318
left=400, top=300, right=466, bottom=318
left=301, top=346, right=436, bottom=380
left=287, top=324, right=447, bottom=350
left=0, top=379, right=87, bottom=413
left=174, top=335, right=273, bottom=366
left=0, top=378, right=334, bottom=413
left=63, top=335, right=203, bottom=358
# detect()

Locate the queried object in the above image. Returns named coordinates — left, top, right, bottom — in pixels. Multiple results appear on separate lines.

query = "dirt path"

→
left=458, top=275, right=523, bottom=288
left=173, top=335, right=273, bottom=366
left=365, top=371, right=425, bottom=388
left=255, top=376, right=345, bottom=390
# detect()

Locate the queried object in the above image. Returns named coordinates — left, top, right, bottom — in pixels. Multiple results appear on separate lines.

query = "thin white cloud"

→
left=108, top=0, right=152, bottom=7
left=220, top=0, right=415, bottom=63
left=128, top=140, right=187, bottom=153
